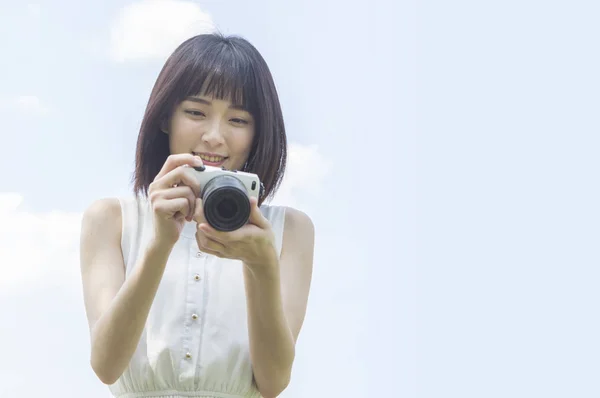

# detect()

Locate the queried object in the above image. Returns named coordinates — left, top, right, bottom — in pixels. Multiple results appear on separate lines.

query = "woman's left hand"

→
left=194, top=196, right=277, bottom=267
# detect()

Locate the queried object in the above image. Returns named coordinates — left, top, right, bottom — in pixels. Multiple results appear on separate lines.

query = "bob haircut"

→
left=132, top=33, right=287, bottom=205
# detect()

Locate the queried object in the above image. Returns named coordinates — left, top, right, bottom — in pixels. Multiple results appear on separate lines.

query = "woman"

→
left=80, top=33, right=315, bottom=398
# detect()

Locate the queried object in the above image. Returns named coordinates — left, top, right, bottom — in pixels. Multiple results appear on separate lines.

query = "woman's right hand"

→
left=148, top=154, right=204, bottom=247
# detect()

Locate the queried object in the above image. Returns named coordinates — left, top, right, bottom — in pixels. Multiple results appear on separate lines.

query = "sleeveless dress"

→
left=108, top=195, right=286, bottom=398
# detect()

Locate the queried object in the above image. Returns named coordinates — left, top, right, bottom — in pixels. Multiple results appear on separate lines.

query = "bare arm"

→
left=243, top=207, right=315, bottom=398
left=80, top=198, right=173, bottom=385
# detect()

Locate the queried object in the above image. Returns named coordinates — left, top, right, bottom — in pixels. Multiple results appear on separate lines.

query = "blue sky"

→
left=416, top=1, right=600, bottom=397
left=0, top=1, right=410, bottom=397
left=2, top=1, right=599, bottom=397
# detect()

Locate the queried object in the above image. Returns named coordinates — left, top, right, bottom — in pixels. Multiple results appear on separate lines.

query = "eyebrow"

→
left=184, top=96, right=248, bottom=111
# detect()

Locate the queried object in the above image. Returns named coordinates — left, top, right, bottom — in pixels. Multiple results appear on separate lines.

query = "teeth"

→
left=195, top=153, right=224, bottom=163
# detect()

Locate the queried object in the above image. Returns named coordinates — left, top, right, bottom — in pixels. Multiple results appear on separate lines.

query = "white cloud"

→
left=0, top=193, right=81, bottom=294
left=268, top=143, right=333, bottom=208
left=109, top=0, right=216, bottom=62
left=0, top=95, right=49, bottom=115
left=14, top=95, right=50, bottom=115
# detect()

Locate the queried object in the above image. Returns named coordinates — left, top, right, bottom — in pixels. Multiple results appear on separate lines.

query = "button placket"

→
left=181, top=243, right=206, bottom=370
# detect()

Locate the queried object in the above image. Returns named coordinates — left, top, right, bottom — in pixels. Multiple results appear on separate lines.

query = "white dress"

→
left=108, top=196, right=286, bottom=398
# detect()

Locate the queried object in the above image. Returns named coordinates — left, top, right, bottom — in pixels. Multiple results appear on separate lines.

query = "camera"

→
left=188, top=165, right=263, bottom=232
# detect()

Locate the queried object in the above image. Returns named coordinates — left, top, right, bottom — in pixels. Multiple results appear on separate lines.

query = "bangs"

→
left=177, top=43, right=257, bottom=112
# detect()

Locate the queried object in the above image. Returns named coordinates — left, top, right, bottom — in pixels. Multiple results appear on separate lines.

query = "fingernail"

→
left=194, top=156, right=203, bottom=165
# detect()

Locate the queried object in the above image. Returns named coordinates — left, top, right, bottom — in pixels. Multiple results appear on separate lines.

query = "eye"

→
left=185, top=110, right=205, bottom=117
left=230, top=118, right=248, bottom=125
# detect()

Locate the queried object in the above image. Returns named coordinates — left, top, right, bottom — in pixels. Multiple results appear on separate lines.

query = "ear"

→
left=160, top=119, right=169, bottom=134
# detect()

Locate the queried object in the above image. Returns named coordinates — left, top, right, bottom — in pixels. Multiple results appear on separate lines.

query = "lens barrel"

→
left=202, top=175, right=250, bottom=231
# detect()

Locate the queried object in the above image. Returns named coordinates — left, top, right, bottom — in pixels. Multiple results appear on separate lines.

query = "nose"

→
left=201, top=119, right=225, bottom=147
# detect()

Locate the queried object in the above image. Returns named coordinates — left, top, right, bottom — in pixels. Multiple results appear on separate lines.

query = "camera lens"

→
left=201, top=175, right=250, bottom=231
left=217, top=199, right=238, bottom=220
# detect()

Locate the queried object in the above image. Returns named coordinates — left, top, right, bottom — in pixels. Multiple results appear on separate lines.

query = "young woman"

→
left=80, top=33, right=315, bottom=398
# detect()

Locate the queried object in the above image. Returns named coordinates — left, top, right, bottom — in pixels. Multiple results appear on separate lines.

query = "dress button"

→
left=185, top=352, right=192, bottom=359
left=196, top=251, right=203, bottom=258
left=192, top=313, right=198, bottom=320
left=193, top=274, right=201, bottom=281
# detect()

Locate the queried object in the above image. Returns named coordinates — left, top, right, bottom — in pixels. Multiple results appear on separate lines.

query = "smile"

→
left=193, top=152, right=228, bottom=165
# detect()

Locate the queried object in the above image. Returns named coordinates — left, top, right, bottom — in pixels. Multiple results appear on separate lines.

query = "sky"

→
left=0, top=1, right=410, bottom=397
left=2, top=1, right=599, bottom=398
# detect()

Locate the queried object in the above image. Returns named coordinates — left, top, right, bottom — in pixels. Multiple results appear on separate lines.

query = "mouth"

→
left=192, top=152, right=228, bottom=166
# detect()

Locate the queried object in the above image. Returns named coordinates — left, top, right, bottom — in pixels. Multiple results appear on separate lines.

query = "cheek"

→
left=238, top=128, right=255, bottom=154
left=169, top=119, right=196, bottom=146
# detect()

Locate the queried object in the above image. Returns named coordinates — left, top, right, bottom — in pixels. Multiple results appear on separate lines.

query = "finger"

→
left=197, top=223, right=229, bottom=244
left=196, top=231, right=227, bottom=254
left=155, top=165, right=202, bottom=197
left=155, top=197, right=190, bottom=219
left=247, top=196, right=269, bottom=229
left=152, top=186, right=196, bottom=221
left=192, top=198, right=207, bottom=224
left=154, top=154, right=204, bottom=181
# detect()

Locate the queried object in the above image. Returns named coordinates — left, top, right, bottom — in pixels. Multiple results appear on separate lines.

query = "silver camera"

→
left=186, top=165, right=264, bottom=231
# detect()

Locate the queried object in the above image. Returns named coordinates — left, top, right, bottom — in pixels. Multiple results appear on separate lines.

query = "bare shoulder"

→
left=284, top=207, right=314, bottom=232
left=80, top=198, right=122, bottom=243
left=82, top=197, right=122, bottom=229
left=281, top=206, right=315, bottom=255
left=80, top=197, right=126, bottom=330
left=80, top=197, right=124, bottom=266
left=278, top=207, right=315, bottom=342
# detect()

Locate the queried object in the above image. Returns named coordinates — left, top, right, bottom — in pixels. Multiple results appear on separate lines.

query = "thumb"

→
left=247, top=197, right=269, bottom=229
left=193, top=198, right=206, bottom=224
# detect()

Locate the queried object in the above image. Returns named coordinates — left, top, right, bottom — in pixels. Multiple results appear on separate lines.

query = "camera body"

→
left=191, top=165, right=262, bottom=200
left=187, top=165, right=264, bottom=231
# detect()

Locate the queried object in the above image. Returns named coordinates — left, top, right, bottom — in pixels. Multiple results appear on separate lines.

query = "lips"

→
left=193, top=152, right=228, bottom=166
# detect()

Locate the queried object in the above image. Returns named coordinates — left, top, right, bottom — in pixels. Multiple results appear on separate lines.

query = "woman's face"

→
left=167, top=95, right=255, bottom=171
